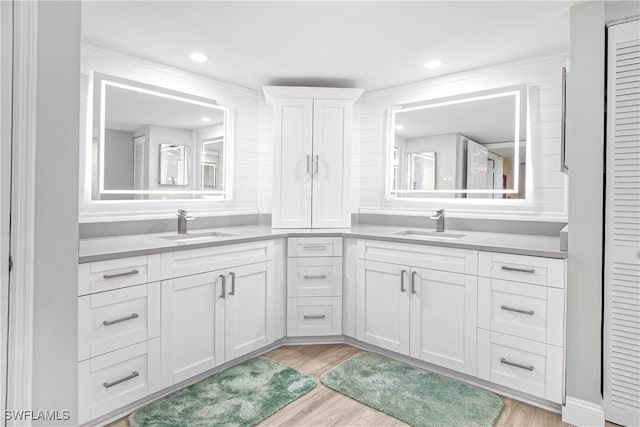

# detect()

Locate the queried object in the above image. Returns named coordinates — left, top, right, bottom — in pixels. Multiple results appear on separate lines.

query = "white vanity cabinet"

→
left=476, top=251, right=565, bottom=403
left=77, top=255, right=162, bottom=425
left=264, top=86, right=363, bottom=228
left=160, top=241, right=275, bottom=388
left=356, top=240, right=478, bottom=376
left=287, top=237, right=343, bottom=336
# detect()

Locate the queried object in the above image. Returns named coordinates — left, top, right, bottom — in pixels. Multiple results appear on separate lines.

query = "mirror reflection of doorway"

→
left=408, top=152, right=436, bottom=190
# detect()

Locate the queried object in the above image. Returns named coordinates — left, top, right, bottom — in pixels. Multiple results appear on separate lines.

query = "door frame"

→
left=4, top=1, right=37, bottom=422
left=0, top=0, right=11, bottom=420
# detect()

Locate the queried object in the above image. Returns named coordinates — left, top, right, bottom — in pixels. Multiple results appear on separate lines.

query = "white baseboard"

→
left=562, top=396, right=605, bottom=427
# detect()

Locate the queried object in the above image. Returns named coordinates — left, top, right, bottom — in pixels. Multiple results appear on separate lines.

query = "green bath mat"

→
left=129, top=357, right=316, bottom=427
left=320, top=352, right=503, bottom=427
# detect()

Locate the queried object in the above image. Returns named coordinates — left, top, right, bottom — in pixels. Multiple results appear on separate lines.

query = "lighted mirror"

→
left=91, top=73, right=229, bottom=200
left=387, top=85, right=527, bottom=199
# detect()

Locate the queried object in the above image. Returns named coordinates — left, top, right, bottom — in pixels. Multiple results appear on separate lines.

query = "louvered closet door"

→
left=604, top=19, right=640, bottom=427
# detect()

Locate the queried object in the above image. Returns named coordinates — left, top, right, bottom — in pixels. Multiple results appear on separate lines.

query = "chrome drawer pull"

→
left=103, top=371, right=139, bottom=388
left=102, top=313, right=139, bottom=326
left=501, top=266, right=535, bottom=274
left=400, top=269, right=407, bottom=293
left=304, top=274, right=327, bottom=280
left=303, top=245, right=327, bottom=250
left=303, top=314, right=326, bottom=320
left=411, top=271, right=417, bottom=294
left=103, top=269, right=139, bottom=279
left=219, top=274, right=226, bottom=299
left=500, top=358, right=534, bottom=371
left=500, top=305, right=535, bottom=316
left=229, top=272, right=236, bottom=296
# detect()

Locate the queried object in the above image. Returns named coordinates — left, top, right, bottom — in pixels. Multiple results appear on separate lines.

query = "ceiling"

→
left=81, top=1, right=573, bottom=92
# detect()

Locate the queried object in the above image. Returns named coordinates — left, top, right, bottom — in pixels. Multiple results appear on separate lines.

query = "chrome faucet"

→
left=430, top=209, right=445, bottom=232
left=177, top=210, right=194, bottom=234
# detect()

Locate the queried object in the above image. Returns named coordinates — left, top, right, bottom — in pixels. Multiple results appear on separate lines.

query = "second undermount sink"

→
left=393, top=230, right=466, bottom=239
left=160, top=231, right=237, bottom=243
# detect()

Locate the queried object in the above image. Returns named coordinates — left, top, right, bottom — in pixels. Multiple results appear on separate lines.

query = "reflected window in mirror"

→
left=91, top=73, right=230, bottom=200
left=387, top=85, right=527, bottom=200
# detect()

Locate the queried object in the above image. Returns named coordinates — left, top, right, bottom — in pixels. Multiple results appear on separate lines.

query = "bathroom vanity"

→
left=77, top=226, right=566, bottom=425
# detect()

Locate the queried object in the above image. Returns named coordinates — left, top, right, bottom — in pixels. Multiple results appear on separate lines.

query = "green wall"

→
left=32, top=1, right=80, bottom=425
left=104, top=129, right=135, bottom=191
left=566, top=0, right=639, bottom=405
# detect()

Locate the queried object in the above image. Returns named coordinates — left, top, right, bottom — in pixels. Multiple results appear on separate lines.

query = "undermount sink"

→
left=393, top=230, right=466, bottom=239
left=160, top=231, right=237, bottom=243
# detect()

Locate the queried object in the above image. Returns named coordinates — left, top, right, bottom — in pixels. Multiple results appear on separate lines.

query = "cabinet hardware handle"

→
left=500, top=305, right=535, bottom=316
left=500, top=358, right=534, bottom=372
left=303, top=245, right=327, bottom=250
left=306, top=155, right=310, bottom=174
left=314, top=155, right=319, bottom=174
left=102, top=313, right=139, bottom=326
left=304, top=314, right=326, bottom=320
left=219, top=274, right=226, bottom=298
left=304, top=275, right=327, bottom=280
left=411, top=271, right=417, bottom=294
left=560, top=66, right=568, bottom=172
left=400, top=269, right=407, bottom=293
left=103, top=371, right=139, bottom=389
left=229, top=272, right=236, bottom=296
left=501, top=266, right=535, bottom=274
left=103, top=269, right=139, bottom=279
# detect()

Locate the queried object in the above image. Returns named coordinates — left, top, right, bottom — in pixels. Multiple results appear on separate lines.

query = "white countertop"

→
left=79, top=224, right=566, bottom=263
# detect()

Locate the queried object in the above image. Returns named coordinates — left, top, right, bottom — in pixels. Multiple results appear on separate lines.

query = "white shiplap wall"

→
left=357, top=55, right=569, bottom=221
left=79, top=43, right=260, bottom=222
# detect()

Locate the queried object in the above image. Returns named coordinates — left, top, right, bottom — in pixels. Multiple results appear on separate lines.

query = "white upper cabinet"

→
left=264, top=86, right=363, bottom=228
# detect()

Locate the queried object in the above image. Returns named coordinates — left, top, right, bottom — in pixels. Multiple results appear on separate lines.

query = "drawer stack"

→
left=476, top=252, right=565, bottom=403
left=77, top=255, right=162, bottom=425
left=287, top=237, right=343, bottom=336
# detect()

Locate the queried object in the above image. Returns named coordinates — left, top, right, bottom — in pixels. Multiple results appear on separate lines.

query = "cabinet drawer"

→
left=78, top=283, right=160, bottom=361
left=288, top=237, right=342, bottom=258
left=161, top=241, right=273, bottom=279
left=477, top=330, right=563, bottom=403
left=287, top=297, right=342, bottom=336
left=287, top=257, right=342, bottom=297
left=78, top=255, right=161, bottom=296
left=478, top=252, right=564, bottom=288
left=478, top=278, right=564, bottom=346
left=78, top=339, right=161, bottom=425
left=357, top=239, right=477, bottom=275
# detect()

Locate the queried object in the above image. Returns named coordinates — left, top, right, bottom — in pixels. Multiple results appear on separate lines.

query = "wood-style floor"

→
left=108, top=343, right=574, bottom=427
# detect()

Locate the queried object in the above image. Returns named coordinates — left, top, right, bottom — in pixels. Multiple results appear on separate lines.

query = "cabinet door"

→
left=311, top=100, right=352, bottom=228
left=356, top=260, right=410, bottom=355
left=410, top=268, right=477, bottom=375
left=161, top=272, right=221, bottom=387
left=224, top=261, right=274, bottom=361
left=272, top=99, right=313, bottom=228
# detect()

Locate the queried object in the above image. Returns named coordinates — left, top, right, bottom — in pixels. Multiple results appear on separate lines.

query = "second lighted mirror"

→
left=388, top=85, right=527, bottom=199
left=93, top=73, right=229, bottom=200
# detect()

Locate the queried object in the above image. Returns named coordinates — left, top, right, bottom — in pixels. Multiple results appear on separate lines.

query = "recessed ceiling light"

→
left=424, top=60, right=442, bottom=70
left=201, top=117, right=211, bottom=123
left=395, top=124, right=404, bottom=130
left=190, top=52, right=208, bottom=63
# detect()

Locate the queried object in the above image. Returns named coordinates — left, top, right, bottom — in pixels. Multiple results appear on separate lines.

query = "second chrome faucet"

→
left=177, top=210, right=195, bottom=234
left=430, top=209, right=445, bottom=232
